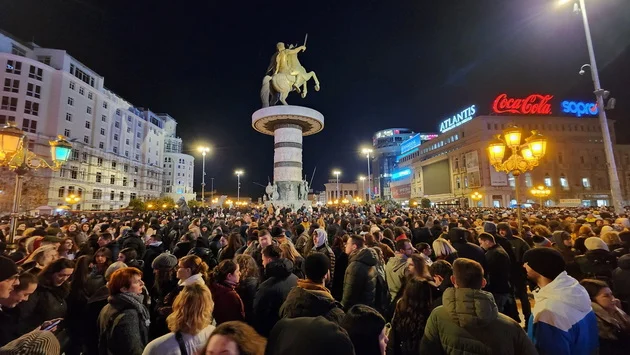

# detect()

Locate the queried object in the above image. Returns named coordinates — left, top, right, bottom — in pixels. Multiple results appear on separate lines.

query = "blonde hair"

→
left=167, top=283, right=214, bottom=335
left=432, top=238, right=457, bottom=258
left=601, top=232, right=622, bottom=247
left=278, top=243, right=301, bottom=264
left=24, top=244, right=58, bottom=265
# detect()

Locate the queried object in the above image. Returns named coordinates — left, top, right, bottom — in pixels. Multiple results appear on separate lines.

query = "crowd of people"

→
left=0, top=204, right=629, bottom=354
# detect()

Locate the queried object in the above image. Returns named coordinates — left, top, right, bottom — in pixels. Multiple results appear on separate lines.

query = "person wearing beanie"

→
left=266, top=316, right=355, bottom=355
left=574, top=237, right=617, bottom=281
left=523, top=248, right=599, bottom=355
left=0, top=330, right=60, bottom=355
left=0, top=256, right=19, bottom=299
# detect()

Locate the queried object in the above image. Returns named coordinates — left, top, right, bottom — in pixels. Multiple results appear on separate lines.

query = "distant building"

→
left=160, top=114, right=195, bottom=202
left=371, top=128, right=414, bottom=200
left=0, top=30, right=193, bottom=211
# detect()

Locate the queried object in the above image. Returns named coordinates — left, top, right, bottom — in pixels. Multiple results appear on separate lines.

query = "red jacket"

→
left=209, top=281, right=245, bottom=324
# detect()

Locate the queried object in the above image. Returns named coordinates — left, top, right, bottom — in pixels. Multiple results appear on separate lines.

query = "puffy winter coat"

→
left=612, top=254, right=630, bottom=313
left=575, top=249, right=617, bottom=281
left=385, top=254, right=407, bottom=301
left=420, top=287, right=537, bottom=354
left=209, top=281, right=245, bottom=324
left=253, top=258, right=298, bottom=336
left=279, top=279, right=345, bottom=324
left=342, top=247, right=377, bottom=309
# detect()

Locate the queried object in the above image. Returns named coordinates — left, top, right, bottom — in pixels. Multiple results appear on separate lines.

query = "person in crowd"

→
left=388, top=277, right=433, bottom=355
left=477, top=232, right=513, bottom=315
left=173, top=232, right=194, bottom=259
left=143, top=284, right=215, bottom=355
left=17, top=258, right=75, bottom=336
left=415, top=242, right=433, bottom=266
left=405, top=253, right=430, bottom=280
left=574, top=225, right=597, bottom=254
left=342, top=235, right=377, bottom=309
left=580, top=279, right=630, bottom=355
left=420, top=258, right=536, bottom=354
left=234, top=254, right=260, bottom=326
left=612, top=254, right=630, bottom=313
left=278, top=242, right=305, bottom=279
left=142, top=233, right=165, bottom=291
left=0, top=270, right=35, bottom=346
left=601, top=231, right=625, bottom=256
left=118, top=247, right=144, bottom=270
left=58, top=237, right=77, bottom=260
left=385, top=239, right=413, bottom=302
left=309, top=228, right=336, bottom=285
left=575, top=236, right=617, bottom=281
left=447, top=227, right=485, bottom=267
left=121, top=221, right=146, bottom=258
left=98, top=267, right=149, bottom=355
left=365, top=233, right=395, bottom=263
left=279, top=252, right=344, bottom=323
left=0, top=330, right=60, bottom=355
left=0, top=256, right=19, bottom=300
left=205, top=321, right=266, bottom=355
left=523, top=247, right=599, bottom=354
left=244, top=229, right=274, bottom=273
left=66, top=255, right=92, bottom=354
left=218, top=233, right=243, bottom=262
left=497, top=222, right=532, bottom=324
left=293, top=224, right=310, bottom=255
left=266, top=316, right=355, bottom=355
left=431, top=238, right=457, bottom=264
left=97, top=233, right=119, bottom=262
left=87, top=247, right=112, bottom=295
left=428, top=260, right=453, bottom=309
left=253, top=245, right=298, bottom=336
left=208, top=260, right=245, bottom=324
left=341, top=304, right=388, bottom=355
left=21, top=245, right=59, bottom=275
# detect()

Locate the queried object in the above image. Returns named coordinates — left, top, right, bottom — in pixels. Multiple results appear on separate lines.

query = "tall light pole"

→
left=361, top=148, right=373, bottom=202
left=359, top=175, right=366, bottom=200
left=333, top=170, right=341, bottom=200
left=559, top=0, right=623, bottom=211
left=210, top=177, right=214, bottom=206
left=198, top=147, right=210, bottom=207
left=235, top=170, right=243, bottom=202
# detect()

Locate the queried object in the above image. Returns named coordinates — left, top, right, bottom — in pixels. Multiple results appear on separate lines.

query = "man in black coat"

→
left=446, top=228, right=486, bottom=270
left=121, top=221, right=146, bottom=259
left=478, top=232, right=514, bottom=317
left=341, top=235, right=377, bottom=310
left=142, top=234, right=165, bottom=289
left=253, top=245, right=298, bottom=337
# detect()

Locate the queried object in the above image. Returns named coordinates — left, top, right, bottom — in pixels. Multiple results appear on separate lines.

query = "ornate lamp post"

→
left=471, top=191, right=483, bottom=207
left=361, top=148, right=373, bottom=202
left=198, top=146, right=210, bottom=207
left=0, top=124, right=72, bottom=248
left=65, top=194, right=81, bottom=210
left=487, top=126, right=548, bottom=235
left=531, top=185, right=551, bottom=207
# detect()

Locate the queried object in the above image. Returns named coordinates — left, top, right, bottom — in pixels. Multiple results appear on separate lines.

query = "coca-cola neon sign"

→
left=492, top=93, right=554, bottom=115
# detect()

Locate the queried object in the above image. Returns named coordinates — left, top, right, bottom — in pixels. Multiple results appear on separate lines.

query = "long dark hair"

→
left=69, top=255, right=91, bottom=300
left=221, top=233, right=243, bottom=261
left=393, top=277, right=433, bottom=353
left=209, top=260, right=238, bottom=284
left=39, top=258, right=75, bottom=296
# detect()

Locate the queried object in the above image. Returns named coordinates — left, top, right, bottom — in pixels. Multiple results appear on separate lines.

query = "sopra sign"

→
left=439, top=105, right=477, bottom=133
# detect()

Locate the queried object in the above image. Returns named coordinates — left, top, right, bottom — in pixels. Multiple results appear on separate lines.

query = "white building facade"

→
left=0, top=30, right=192, bottom=211
left=160, top=114, right=195, bottom=202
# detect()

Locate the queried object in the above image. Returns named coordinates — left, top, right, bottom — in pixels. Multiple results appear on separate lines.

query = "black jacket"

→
left=279, top=281, right=345, bottom=324
left=142, top=243, right=165, bottom=288
left=121, top=232, right=146, bottom=259
left=16, top=282, right=69, bottom=336
left=236, top=277, right=259, bottom=326
left=342, top=247, right=378, bottom=309
left=612, top=254, right=630, bottom=313
left=253, top=258, right=298, bottom=337
left=483, top=244, right=512, bottom=294
left=575, top=249, right=618, bottom=281
left=84, top=285, right=109, bottom=355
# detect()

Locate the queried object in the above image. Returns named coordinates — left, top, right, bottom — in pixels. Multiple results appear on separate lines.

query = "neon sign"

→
left=561, top=101, right=598, bottom=117
left=439, top=105, right=477, bottom=133
left=391, top=168, right=412, bottom=180
left=400, top=134, right=421, bottom=154
left=492, top=93, right=553, bottom=115
left=419, top=134, right=438, bottom=141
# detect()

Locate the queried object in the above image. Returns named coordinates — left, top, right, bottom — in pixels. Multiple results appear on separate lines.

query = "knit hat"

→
left=523, top=248, right=565, bottom=280
left=584, top=237, right=609, bottom=251
left=105, top=261, right=128, bottom=281
left=151, top=252, right=178, bottom=270
left=266, top=317, right=355, bottom=355
left=0, top=330, right=60, bottom=355
left=0, top=256, right=18, bottom=283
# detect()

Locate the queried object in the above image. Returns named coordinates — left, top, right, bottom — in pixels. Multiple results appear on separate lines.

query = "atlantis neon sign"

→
left=561, top=101, right=598, bottom=117
left=439, top=105, right=477, bottom=133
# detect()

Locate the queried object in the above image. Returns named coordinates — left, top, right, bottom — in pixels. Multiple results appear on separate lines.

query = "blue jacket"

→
left=527, top=271, right=599, bottom=355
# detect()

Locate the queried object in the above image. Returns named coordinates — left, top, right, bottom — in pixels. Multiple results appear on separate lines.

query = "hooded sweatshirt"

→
left=384, top=254, right=407, bottom=301
left=342, top=247, right=378, bottom=309
left=527, top=271, right=599, bottom=355
left=420, top=287, right=537, bottom=354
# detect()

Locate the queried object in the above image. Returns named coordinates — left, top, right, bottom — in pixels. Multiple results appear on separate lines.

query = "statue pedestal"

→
left=252, top=105, right=324, bottom=209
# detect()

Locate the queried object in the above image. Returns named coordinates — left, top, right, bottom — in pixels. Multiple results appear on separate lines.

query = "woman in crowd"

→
left=278, top=242, right=305, bottom=279
left=208, top=260, right=245, bottom=324
left=218, top=233, right=243, bottom=262
left=86, top=247, right=113, bottom=295
left=406, top=254, right=432, bottom=280
left=580, top=279, right=630, bottom=354
left=20, top=245, right=59, bottom=275
left=341, top=304, right=388, bottom=355
left=143, top=284, right=215, bottom=355
left=601, top=232, right=626, bottom=256
left=98, top=267, right=150, bottom=355
left=235, top=254, right=260, bottom=326
left=205, top=321, right=266, bottom=355
left=118, top=247, right=144, bottom=270
left=431, top=238, right=457, bottom=264
left=388, top=277, right=433, bottom=355
left=58, top=237, right=77, bottom=260
left=66, top=255, right=92, bottom=355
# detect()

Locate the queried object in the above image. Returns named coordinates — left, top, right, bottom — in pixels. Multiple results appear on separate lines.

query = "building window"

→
left=37, top=56, right=51, bottom=65
left=11, top=45, right=26, bottom=56
left=28, top=66, right=43, bottom=81
left=1, top=96, right=18, bottom=111
left=86, top=106, right=92, bottom=114
left=125, top=138, right=129, bottom=145
left=64, top=128, right=71, bottom=137
left=113, top=147, right=118, bottom=154
left=96, top=172, right=102, bottom=182
left=114, top=134, right=119, bottom=141
left=136, top=143, right=140, bottom=149
left=137, top=132, right=141, bottom=138
left=93, top=189, right=102, bottom=200
left=456, top=177, right=461, bottom=189
left=560, top=175, right=569, bottom=190
left=24, top=101, right=39, bottom=116
left=3, top=78, right=19, bottom=93
left=123, top=164, right=128, bottom=172
left=125, top=151, right=129, bottom=157
left=21, top=118, right=37, bottom=133
left=133, top=179, right=138, bottom=188
left=68, top=97, right=74, bottom=106
left=66, top=113, right=72, bottom=122
left=58, top=186, right=65, bottom=198
left=582, top=177, right=591, bottom=190
left=69, top=81, right=75, bottom=90
left=114, top=121, right=120, bottom=128
left=6, top=60, right=22, bottom=74
left=130, top=193, right=136, bottom=200
left=71, top=166, right=78, bottom=179
left=85, top=121, right=91, bottom=129
left=101, top=115, right=106, bottom=122
left=0, top=115, right=16, bottom=124
left=119, top=191, right=124, bottom=201
left=81, top=152, right=87, bottom=162
left=123, top=177, right=128, bottom=186
left=88, top=92, right=93, bottom=100
left=69, top=64, right=95, bottom=87
left=83, top=136, right=89, bottom=144
left=103, top=102, right=108, bottom=109
left=544, top=174, right=552, bottom=187
left=100, top=128, right=105, bottom=135
left=116, top=109, right=121, bottom=115
left=79, top=87, right=85, bottom=95
left=110, top=175, right=115, bottom=184
left=97, top=158, right=103, bottom=166
left=26, top=83, right=41, bottom=98
left=110, top=191, right=115, bottom=200
left=99, top=142, right=104, bottom=149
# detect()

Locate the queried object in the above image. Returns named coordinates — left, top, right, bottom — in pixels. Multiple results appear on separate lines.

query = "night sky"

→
left=1, top=0, right=630, bottom=198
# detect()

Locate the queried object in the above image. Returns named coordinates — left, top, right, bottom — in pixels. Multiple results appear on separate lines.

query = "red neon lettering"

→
left=492, top=93, right=554, bottom=115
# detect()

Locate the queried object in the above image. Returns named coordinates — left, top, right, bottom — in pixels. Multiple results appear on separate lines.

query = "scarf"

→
left=110, top=292, right=151, bottom=327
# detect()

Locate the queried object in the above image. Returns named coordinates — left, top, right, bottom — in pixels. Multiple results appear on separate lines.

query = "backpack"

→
left=98, top=312, right=126, bottom=355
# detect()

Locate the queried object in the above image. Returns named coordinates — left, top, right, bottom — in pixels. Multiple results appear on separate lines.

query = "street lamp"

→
left=235, top=170, right=243, bottom=202
left=0, top=124, right=72, bottom=248
left=359, top=175, right=366, bottom=200
left=558, top=0, right=623, bottom=212
left=197, top=146, right=210, bottom=207
left=332, top=170, right=341, bottom=200
left=65, top=194, right=81, bottom=210
left=471, top=192, right=483, bottom=207
left=162, top=204, right=168, bottom=209
left=487, top=126, right=548, bottom=236
left=531, top=185, right=552, bottom=207
left=361, top=148, right=373, bottom=202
